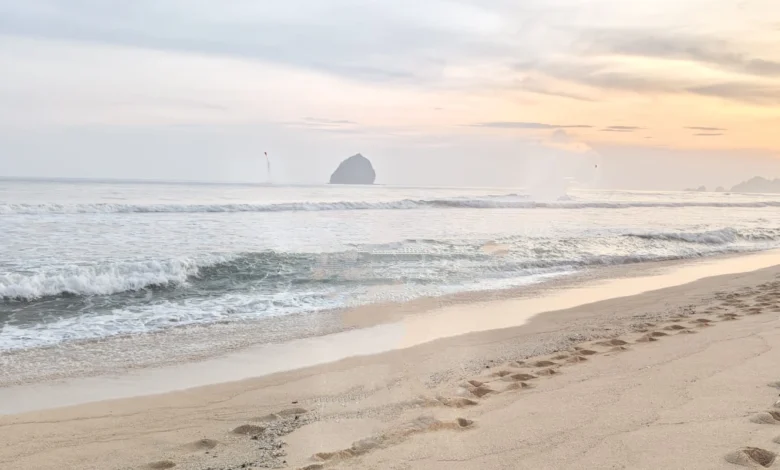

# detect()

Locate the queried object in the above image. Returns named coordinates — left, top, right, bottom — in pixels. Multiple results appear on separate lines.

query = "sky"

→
left=2, top=0, right=780, bottom=189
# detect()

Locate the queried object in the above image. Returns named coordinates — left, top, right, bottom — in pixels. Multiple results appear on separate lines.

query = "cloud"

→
left=578, top=29, right=780, bottom=78
left=518, top=77, right=595, bottom=102
left=694, top=133, right=724, bottom=136
left=514, top=60, right=688, bottom=93
left=3, top=1, right=779, bottom=102
left=0, top=0, right=522, bottom=88
left=687, top=82, right=780, bottom=105
left=510, top=27, right=780, bottom=106
left=685, top=126, right=727, bottom=131
left=516, top=58, right=780, bottom=105
left=472, top=122, right=592, bottom=129
left=604, top=126, right=641, bottom=131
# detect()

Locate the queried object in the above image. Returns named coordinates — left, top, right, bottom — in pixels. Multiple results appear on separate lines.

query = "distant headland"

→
left=685, top=177, right=780, bottom=193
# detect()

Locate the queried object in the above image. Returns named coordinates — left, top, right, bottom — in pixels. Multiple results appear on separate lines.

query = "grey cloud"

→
left=514, top=61, right=686, bottom=93
left=512, top=29, right=780, bottom=105
left=687, top=82, right=780, bottom=105
left=518, top=77, right=595, bottom=102
left=473, top=122, right=592, bottom=129
left=0, top=0, right=527, bottom=88
left=606, top=126, right=641, bottom=131
left=579, top=29, right=780, bottom=78
left=517, top=60, right=780, bottom=105
left=694, top=133, right=723, bottom=136
left=685, top=126, right=727, bottom=131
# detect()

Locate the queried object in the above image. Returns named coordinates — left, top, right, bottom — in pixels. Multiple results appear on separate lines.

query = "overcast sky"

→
left=2, top=0, right=780, bottom=189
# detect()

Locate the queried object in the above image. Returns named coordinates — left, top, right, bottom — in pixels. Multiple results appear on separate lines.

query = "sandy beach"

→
left=3, top=258, right=780, bottom=469
left=6, top=1, right=780, bottom=468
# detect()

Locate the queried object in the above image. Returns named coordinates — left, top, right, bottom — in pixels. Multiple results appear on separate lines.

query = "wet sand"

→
left=2, top=254, right=780, bottom=469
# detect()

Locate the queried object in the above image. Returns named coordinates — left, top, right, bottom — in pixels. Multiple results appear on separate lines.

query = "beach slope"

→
left=2, top=267, right=780, bottom=469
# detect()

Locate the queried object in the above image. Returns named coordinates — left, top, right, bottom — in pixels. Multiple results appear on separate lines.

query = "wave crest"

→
left=4, top=226, right=779, bottom=302
left=0, top=255, right=231, bottom=300
left=4, top=198, right=780, bottom=214
left=627, top=228, right=740, bottom=244
left=626, top=227, right=780, bottom=245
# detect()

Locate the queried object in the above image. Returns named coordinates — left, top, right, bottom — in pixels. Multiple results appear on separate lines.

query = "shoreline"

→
left=1, top=250, right=780, bottom=416
left=1, top=259, right=780, bottom=468
left=3, top=248, right=778, bottom=391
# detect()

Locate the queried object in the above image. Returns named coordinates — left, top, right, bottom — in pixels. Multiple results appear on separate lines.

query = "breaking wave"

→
left=4, top=198, right=780, bottom=214
left=4, top=226, right=780, bottom=302
left=626, top=228, right=780, bottom=245
left=0, top=255, right=233, bottom=300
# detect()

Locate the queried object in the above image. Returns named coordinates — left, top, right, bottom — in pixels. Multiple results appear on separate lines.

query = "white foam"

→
left=0, top=269, right=573, bottom=352
left=4, top=198, right=780, bottom=214
left=0, top=255, right=232, bottom=300
left=628, top=227, right=780, bottom=245
left=0, top=289, right=344, bottom=351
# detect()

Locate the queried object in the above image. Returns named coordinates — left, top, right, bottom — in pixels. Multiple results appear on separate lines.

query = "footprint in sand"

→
left=749, top=411, right=780, bottom=425
left=649, top=331, right=668, bottom=337
left=146, top=461, right=176, bottom=470
left=691, top=318, right=715, bottom=326
left=504, top=382, right=534, bottom=391
left=312, top=417, right=475, bottom=464
left=725, top=447, right=776, bottom=468
left=663, top=324, right=687, bottom=331
left=531, top=360, right=557, bottom=367
left=470, top=385, right=496, bottom=398
left=251, top=407, right=308, bottom=423
left=231, top=424, right=266, bottom=435
left=535, top=368, right=559, bottom=376
left=506, top=373, right=537, bottom=381
left=186, top=438, right=219, bottom=451
left=566, top=355, right=588, bottom=364
left=491, top=370, right=513, bottom=378
left=575, top=349, right=598, bottom=356
left=436, top=397, right=478, bottom=408
left=277, top=407, right=308, bottom=417
left=594, top=339, right=629, bottom=347
left=636, top=334, right=659, bottom=343
left=299, top=464, right=325, bottom=470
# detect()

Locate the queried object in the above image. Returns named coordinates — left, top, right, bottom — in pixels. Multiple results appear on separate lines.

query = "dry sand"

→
left=3, top=263, right=780, bottom=469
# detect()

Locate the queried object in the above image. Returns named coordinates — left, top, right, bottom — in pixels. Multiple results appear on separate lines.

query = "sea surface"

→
left=2, top=179, right=780, bottom=353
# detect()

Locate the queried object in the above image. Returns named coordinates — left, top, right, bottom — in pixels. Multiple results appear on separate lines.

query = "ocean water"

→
left=2, top=179, right=780, bottom=353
